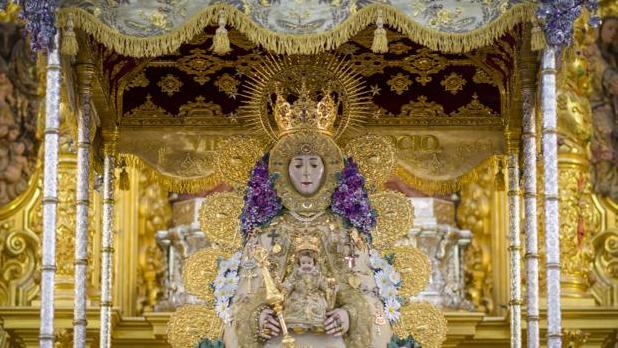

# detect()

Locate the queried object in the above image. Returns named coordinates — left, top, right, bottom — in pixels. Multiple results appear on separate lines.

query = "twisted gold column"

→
left=74, top=63, right=95, bottom=348
left=40, top=33, right=61, bottom=348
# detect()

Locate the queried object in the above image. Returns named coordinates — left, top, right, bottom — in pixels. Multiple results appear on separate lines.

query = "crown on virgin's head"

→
left=274, top=80, right=337, bottom=137
left=294, top=234, right=321, bottom=253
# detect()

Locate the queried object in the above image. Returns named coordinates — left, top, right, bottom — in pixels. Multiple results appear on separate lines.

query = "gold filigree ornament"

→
left=183, top=248, right=226, bottom=302
left=440, top=72, right=466, bottom=95
left=370, top=191, right=414, bottom=250
left=167, top=304, right=223, bottom=348
left=198, top=192, right=244, bottom=254
left=389, top=245, right=431, bottom=298
left=215, top=136, right=266, bottom=187
left=393, top=301, right=447, bottom=348
left=344, top=134, right=396, bottom=190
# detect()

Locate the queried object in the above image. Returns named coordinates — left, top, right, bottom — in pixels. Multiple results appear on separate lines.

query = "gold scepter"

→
left=253, top=246, right=296, bottom=348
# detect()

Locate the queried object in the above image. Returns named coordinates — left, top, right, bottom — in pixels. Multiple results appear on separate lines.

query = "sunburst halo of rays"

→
left=239, top=54, right=372, bottom=142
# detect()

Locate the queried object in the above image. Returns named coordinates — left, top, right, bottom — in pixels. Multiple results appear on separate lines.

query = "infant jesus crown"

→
left=293, top=234, right=321, bottom=253
left=274, top=80, right=337, bottom=137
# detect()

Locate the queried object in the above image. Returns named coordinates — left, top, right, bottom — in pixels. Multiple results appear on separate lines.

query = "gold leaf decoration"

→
left=167, top=304, right=223, bottom=347
left=397, top=48, right=448, bottom=86
left=370, top=191, right=414, bottom=250
left=472, top=68, right=495, bottom=85
left=399, top=96, right=447, bottom=118
left=157, top=74, right=183, bottom=96
left=387, top=73, right=412, bottom=95
left=215, top=73, right=240, bottom=98
left=389, top=41, right=412, bottom=54
left=215, top=136, right=266, bottom=187
left=198, top=192, right=244, bottom=254
left=389, top=245, right=431, bottom=298
left=450, top=93, right=498, bottom=118
left=440, top=72, right=466, bottom=95
left=125, top=71, right=149, bottom=90
left=393, top=301, right=447, bottom=348
left=182, top=248, right=226, bottom=301
left=344, top=134, right=396, bottom=190
left=178, top=96, right=225, bottom=118
left=177, top=48, right=226, bottom=85
left=123, top=94, right=172, bottom=118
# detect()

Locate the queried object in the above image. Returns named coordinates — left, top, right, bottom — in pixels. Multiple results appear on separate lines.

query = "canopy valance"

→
left=57, top=0, right=536, bottom=57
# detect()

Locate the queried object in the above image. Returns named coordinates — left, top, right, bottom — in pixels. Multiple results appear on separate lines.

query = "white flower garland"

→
left=212, top=251, right=242, bottom=323
left=369, top=249, right=403, bottom=323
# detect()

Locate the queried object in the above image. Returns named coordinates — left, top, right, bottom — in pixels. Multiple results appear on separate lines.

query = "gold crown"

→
left=274, top=81, right=337, bottom=136
left=293, top=234, right=321, bottom=253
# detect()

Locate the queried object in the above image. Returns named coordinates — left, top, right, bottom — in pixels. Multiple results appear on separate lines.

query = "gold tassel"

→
left=61, top=13, right=79, bottom=56
left=212, top=9, right=231, bottom=55
left=495, top=158, right=506, bottom=191
left=371, top=10, right=388, bottom=54
left=531, top=21, right=546, bottom=51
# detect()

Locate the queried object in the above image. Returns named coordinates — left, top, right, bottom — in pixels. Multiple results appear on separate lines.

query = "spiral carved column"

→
left=541, top=46, right=562, bottom=348
left=40, top=34, right=61, bottom=348
left=74, top=63, right=95, bottom=348
left=100, top=134, right=117, bottom=348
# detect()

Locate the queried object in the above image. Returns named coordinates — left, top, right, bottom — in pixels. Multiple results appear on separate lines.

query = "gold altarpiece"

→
left=1, top=1, right=618, bottom=347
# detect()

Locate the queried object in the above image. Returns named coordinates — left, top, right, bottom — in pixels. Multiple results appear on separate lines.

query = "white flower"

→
left=219, top=259, right=231, bottom=272
left=375, top=270, right=392, bottom=289
left=224, top=271, right=239, bottom=287
left=216, top=300, right=232, bottom=323
left=228, top=252, right=242, bottom=270
left=381, top=284, right=398, bottom=298
left=369, top=253, right=389, bottom=270
left=220, top=285, right=236, bottom=299
left=213, top=275, right=226, bottom=290
left=384, top=297, right=401, bottom=322
left=215, top=298, right=229, bottom=314
left=388, top=270, right=401, bottom=285
left=214, top=286, right=226, bottom=299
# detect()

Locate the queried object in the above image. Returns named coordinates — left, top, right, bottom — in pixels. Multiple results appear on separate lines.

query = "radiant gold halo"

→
left=344, top=134, right=396, bottom=190
left=241, top=54, right=371, bottom=142
left=167, top=304, right=223, bottom=347
left=370, top=191, right=414, bottom=250
left=199, top=192, right=244, bottom=254
left=392, top=301, right=447, bottom=348
left=182, top=248, right=226, bottom=301
left=215, top=136, right=267, bottom=187
left=388, top=245, right=431, bottom=298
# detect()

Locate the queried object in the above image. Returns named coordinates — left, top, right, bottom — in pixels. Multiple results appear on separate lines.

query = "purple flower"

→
left=330, top=157, right=376, bottom=242
left=240, top=155, right=282, bottom=238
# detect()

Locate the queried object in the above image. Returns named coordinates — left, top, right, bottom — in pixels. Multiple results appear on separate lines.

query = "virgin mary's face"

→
left=601, top=18, right=618, bottom=45
left=288, top=155, right=325, bottom=196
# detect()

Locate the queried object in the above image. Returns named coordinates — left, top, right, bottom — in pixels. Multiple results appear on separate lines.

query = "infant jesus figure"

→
left=281, top=247, right=336, bottom=334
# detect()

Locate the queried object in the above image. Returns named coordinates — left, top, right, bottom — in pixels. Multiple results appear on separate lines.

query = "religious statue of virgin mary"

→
left=170, top=56, right=444, bottom=348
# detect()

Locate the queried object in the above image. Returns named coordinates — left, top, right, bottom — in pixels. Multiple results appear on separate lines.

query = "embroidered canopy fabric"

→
left=57, top=0, right=535, bottom=56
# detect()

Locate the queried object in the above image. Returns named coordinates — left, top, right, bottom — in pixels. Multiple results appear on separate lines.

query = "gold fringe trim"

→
left=371, top=10, right=388, bottom=53
left=121, top=153, right=222, bottom=193
left=395, top=157, right=498, bottom=195
left=57, top=2, right=536, bottom=57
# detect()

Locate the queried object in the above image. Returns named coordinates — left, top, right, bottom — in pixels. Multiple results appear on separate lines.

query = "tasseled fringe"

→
left=394, top=157, right=498, bottom=195
left=371, top=10, right=388, bottom=54
left=212, top=9, right=231, bottom=55
left=531, top=21, right=546, bottom=51
left=494, top=158, right=506, bottom=191
left=61, top=13, right=79, bottom=56
left=121, top=154, right=222, bottom=193
left=56, top=2, right=536, bottom=58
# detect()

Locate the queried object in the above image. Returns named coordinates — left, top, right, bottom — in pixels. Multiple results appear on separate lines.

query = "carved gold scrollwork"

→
left=396, top=48, right=448, bottom=86
left=0, top=224, right=40, bottom=306
left=344, top=134, right=396, bottom=190
left=177, top=48, right=229, bottom=85
left=198, top=192, right=244, bottom=255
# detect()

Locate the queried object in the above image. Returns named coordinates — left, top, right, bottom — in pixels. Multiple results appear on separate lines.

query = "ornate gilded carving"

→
left=198, top=192, right=244, bottom=255
left=157, top=74, right=183, bottom=97
left=126, top=71, right=149, bottom=90
left=178, top=96, right=224, bottom=118
left=562, top=329, right=589, bottom=348
left=387, top=73, right=413, bottom=95
left=136, top=172, right=171, bottom=314
left=344, top=134, right=396, bottom=190
left=215, top=135, right=265, bottom=187
left=348, top=52, right=388, bottom=77
left=441, top=72, right=466, bottom=95
left=397, top=48, right=448, bottom=86
left=399, top=96, right=447, bottom=118
left=124, top=94, right=173, bottom=119
left=214, top=73, right=240, bottom=98
left=393, top=301, right=447, bottom=348
left=177, top=48, right=227, bottom=85
left=54, top=329, right=73, bottom=348
left=450, top=94, right=498, bottom=118
left=0, top=223, right=39, bottom=306
left=167, top=305, right=223, bottom=347
left=389, top=41, right=412, bottom=55
left=457, top=169, right=495, bottom=313
left=370, top=191, right=414, bottom=251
